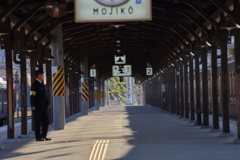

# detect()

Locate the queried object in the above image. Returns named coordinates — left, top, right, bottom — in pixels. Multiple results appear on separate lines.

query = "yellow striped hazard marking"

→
left=82, top=83, right=89, bottom=101
left=52, top=66, right=65, bottom=96
left=94, top=87, right=100, bottom=99
left=101, top=89, right=106, bottom=99
left=89, top=140, right=109, bottom=160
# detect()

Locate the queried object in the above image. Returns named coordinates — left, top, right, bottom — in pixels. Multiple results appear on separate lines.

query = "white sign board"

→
left=51, top=66, right=58, bottom=73
left=146, top=67, right=153, bottom=75
left=114, top=55, right=126, bottom=64
left=90, top=69, right=96, bottom=77
left=75, top=0, right=152, bottom=22
left=112, top=65, right=132, bottom=77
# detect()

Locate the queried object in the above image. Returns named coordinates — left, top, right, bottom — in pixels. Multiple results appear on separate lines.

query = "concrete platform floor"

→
left=0, top=105, right=240, bottom=160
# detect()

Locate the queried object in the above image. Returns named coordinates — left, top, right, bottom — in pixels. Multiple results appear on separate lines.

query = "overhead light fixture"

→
left=22, top=42, right=37, bottom=52
left=116, top=37, right=121, bottom=43
left=43, top=53, right=54, bottom=61
left=190, top=52, right=195, bottom=56
left=109, top=24, right=126, bottom=28
left=171, top=63, right=175, bottom=66
left=179, top=57, right=183, bottom=61
left=196, top=39, right=208, bottom=48
left=68, top=64, right=73, bottom=70
left=219, top=18, right=238, bottom=30
left=206, top=41, right=212, bottom=47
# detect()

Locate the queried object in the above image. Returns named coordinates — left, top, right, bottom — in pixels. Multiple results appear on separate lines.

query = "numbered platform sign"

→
left=146, top=67, right=153, bottom=76
left=90, top=69, right=96, bottom=77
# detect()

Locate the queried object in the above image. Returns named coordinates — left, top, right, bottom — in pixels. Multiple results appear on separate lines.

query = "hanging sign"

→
left=146, top=67, right=153, bottom=75
left=90, top=69, right=96, bottom=77
left=114, top=55, right=126, bottom=64
left=112, top=65, right=132, bottom=76
left=75, top=0, right=152, bottom=22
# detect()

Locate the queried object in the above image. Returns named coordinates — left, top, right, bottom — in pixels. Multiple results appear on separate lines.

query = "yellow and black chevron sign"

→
left=101, top=89, right=106, bottom=99
left=94, top=87, right=100, bottom=99
left=52, top=66, right=65, bottom=96
left=82, top=83, right=89, bottom=101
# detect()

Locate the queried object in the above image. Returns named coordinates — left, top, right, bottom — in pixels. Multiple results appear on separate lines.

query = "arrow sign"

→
left=112, top=65, right=132, bottom=77
left=114, top=55, right=126, bottom=64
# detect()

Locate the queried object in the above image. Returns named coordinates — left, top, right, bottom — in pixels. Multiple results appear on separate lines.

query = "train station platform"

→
left=0, top=105, right=240, bottom=160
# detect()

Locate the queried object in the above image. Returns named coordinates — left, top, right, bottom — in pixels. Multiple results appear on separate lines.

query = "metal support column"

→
left=189, top=58, right=195, bottom=121
left=180, top=63, right=184, bottom=117
left=234, top=30, right=240, bottom=139
left=46, top=60, right=53, bottom=123
left=211, top=38, right=219, bottom=129
left=202, top=47, right=209, bottom=126
left=171, top=67, right=176, bottom=114
left=19, top=27, right=28, bottom=135
left=220, top=30, right=230, bottom=133
left=94, top=75, right=100, bottom=110
left=184, top=59, right=189, bottom=119
left=5, top=16, right=15, bottom=139
left=81, top=56, right=89, bottom=115
left=195, top=53, right=202, bottom=125
left=176, top=65, right=180, bottom=115
left=51, top=24, right=65, bottom=130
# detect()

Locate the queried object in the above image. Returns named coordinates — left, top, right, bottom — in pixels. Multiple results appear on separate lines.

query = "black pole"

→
left=189, top=58, right=195, bottom=121
left=201, top=47, right=209, bottom=126
left=184, top=59, right=189, bottom=119
left=195, top=53, right=202, bottom=125
left=220, top=30, right=230, bottom=133
left=211, top=37, right=219, bottom=129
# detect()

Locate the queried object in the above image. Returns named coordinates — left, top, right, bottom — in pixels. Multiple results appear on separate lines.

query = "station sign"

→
left=90, top=69, right=96, bottom=77
left=75, top=0, right=152, bottom=22
left=146, top=67, right=153, bottom=75
left=112, top=65, right=132, bottom=77
left=114, top=55, right=126, bottom=64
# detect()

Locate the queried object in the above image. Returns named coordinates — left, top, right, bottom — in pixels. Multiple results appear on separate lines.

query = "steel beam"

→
left=180, top=62, right=184, bottom=117
left=220, top=30, right=230, bottom=133
left=4, top=16, right=15, bottom=139
left=189, top=58, right=195, bottom=121
left=211, top=35, right=219, bottom=129
left=184, top=59, right=189, bottom=119
left=19, top=27, right=28, bottom=135
left=195, top=53, right=202, bottom=125
left=201, top=47, right=209, bottom=126
left=0, top=0, right=22, bottom=21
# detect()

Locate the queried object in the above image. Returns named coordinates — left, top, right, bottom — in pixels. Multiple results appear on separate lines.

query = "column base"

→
left=183, top=118, right=189, bottom=121
left=219, top=133, right=234, bottom=138
left=4, top=139, right=19, bottom=144
left=18, top=135, right=31, bottom=138
left=209, top=129, right=222, bottom=133
left=29, top=131, right=35, bottom=134
left=178, top=116, right=184, bottom=119
left=201, top=125, right=212, bottom=129
left=233, top=139, right=240, bottom=143
left=0, top=145, right=4, bottom=150
left=194, top=122, right=201, bottom=126
left=188, top=120, right=195, bottom=123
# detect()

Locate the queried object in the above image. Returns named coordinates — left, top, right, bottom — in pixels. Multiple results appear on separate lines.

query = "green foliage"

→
left=108, top=77, right=140, bottom=104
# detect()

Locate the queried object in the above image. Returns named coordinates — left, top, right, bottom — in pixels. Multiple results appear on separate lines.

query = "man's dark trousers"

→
left=34, top=109, right=49, bottom=139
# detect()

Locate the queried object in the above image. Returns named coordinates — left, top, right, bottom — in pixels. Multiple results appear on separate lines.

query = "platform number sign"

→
left=136, top=0, right=142, bottom=4
left=146, top=67, right=153, bottom=76
left=90, top=69, right=96, bottom=77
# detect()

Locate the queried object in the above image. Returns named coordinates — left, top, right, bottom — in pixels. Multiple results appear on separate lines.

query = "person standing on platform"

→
left=30, top=68, right=51, bottom=141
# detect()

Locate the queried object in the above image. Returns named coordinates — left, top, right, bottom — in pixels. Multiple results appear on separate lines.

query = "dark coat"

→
left=30, top=80, right=49, bottom=111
